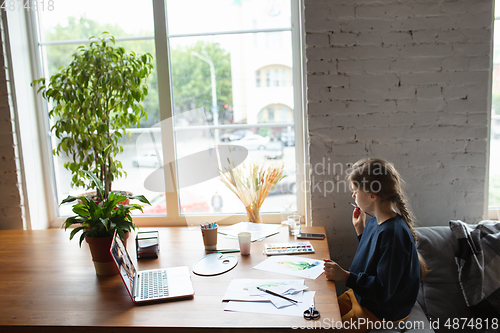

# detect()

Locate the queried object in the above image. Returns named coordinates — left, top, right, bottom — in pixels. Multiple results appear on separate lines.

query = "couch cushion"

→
left=418, top=282, right=473, bottom=332
left=369, top=301, right=433, bottom=333
left=416, top=226, right=459, bottom=285
left=415, top=226, right=474, bottom=332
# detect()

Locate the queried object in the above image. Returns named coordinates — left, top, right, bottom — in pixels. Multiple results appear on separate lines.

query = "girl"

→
left=324, top=158, right=427, bottom=333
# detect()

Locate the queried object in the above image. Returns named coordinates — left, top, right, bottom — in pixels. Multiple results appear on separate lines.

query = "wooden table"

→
left=0, top=226, right=341, bottom=332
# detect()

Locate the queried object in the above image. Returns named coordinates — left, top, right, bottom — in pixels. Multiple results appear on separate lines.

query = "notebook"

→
left=110, top=230, right=195, bottom=304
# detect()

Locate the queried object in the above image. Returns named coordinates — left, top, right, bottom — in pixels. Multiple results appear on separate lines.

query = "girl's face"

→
left=351, top=184, right=373, bottom=212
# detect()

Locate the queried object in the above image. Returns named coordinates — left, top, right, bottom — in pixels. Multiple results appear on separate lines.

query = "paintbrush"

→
left=349, top=202, right=375, bottom=218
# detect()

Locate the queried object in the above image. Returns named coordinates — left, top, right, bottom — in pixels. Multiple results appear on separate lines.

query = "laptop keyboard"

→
left=140, top=270, right=169, bottom=299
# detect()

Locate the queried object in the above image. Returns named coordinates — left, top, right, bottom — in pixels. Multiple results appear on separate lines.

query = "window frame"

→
left=26, top=0, right=308, bottom=228
left=489, top=13, right=500, bottom=220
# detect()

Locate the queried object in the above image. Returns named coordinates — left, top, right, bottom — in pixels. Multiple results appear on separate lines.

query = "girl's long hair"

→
left=347, top=158, right=428, bottom=279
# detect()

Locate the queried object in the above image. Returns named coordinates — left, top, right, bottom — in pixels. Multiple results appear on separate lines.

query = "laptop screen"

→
left=110, top=232, right=137, bottom=297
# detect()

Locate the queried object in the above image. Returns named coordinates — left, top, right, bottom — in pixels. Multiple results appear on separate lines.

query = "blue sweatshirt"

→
left=346, top=214, right=420, bottom=322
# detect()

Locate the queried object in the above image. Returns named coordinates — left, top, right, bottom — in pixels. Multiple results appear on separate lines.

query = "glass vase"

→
left=245, top=204, right=261, bottom=223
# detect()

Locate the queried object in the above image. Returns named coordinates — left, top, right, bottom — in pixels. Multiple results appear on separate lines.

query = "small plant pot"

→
left=86, top=233, right=129, bottom=276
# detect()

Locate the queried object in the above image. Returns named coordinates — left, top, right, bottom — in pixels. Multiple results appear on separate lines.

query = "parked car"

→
left=220, top=132, right=232, bottom=142
left=231, top=134, right=270, bottom=150
left=132, top=151, right=163, bottom=168
left=142, top=191, right=210, bottom=215
left=279, top=130, right=295, bottom=146
left=220, top=129, right=253, bottom=142
left=229, top=129, right=252, bottom=141
left=179, top=191, right=210, bottom=213
left=220, top=129, right=252, bottom=142
left=264, top=141, right=284, bottom=159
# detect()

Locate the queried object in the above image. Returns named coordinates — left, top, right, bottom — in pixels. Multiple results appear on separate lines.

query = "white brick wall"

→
left=304, top=0, right=493, bottom=266
left=0, top=20, right=22, bottom=229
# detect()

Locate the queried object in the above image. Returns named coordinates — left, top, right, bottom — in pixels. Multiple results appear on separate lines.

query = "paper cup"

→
left=238, top=232, right=251, bottom=255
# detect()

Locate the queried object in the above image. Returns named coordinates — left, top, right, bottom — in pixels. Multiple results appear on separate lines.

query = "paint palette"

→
left=264, top=241, right=315, bottom=256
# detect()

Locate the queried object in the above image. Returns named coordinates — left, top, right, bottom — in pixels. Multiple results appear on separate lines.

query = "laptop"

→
left=110, top=230, right=195, bottom=304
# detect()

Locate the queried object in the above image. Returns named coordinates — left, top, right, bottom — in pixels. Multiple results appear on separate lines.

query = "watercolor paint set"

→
left=263, top=241, right=315, bottom=256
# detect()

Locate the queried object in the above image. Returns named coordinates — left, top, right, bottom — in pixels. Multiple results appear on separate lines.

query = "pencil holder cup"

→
left=201, top=224, right=218, bottom=251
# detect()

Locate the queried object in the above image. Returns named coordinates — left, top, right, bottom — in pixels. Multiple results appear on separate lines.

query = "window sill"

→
left=51, top=213, right=296, bottom=228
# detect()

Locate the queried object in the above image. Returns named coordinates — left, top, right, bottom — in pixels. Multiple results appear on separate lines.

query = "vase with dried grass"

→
left=219, top=163, right=286, bottom=223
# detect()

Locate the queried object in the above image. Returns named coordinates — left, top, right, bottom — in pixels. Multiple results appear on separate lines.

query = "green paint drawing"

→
left=277, top=261, right=320, bottom=271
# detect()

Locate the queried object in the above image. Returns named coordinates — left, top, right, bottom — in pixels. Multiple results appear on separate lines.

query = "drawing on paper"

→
left=253, top=255, right=325, bottom=279
left=276, top=260, right=320, bottom=271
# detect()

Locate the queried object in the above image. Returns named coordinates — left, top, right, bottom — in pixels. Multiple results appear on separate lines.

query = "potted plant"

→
left=31, top=32, right=153, bottom=202
left=62, top=171, right=151, bottom=275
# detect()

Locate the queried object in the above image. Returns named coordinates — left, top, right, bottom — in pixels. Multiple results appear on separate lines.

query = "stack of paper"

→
left=249, top=283, right=307, bottom=308
left=223, top=278, right=315, bottom=317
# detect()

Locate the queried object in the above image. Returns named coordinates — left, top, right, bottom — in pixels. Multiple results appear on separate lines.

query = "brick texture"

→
left=0, top=19, right=23, bottom=230
left=304, top=0, right=492, bottom=266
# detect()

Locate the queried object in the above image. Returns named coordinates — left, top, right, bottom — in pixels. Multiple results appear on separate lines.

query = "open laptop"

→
left=110, top=230, right=194, bottom=304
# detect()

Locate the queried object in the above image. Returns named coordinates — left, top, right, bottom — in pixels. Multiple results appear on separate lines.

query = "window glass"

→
left=36, top=0, right=299, bottom=219
left=166, top=0, right=291, bottom=35
left=37, top=2, right=162, bottom=216
left=37, top=0, right=154, bottom=41
left=491, top=16, right=500, bottom=210
left=168, top=28, right=296, bottom=215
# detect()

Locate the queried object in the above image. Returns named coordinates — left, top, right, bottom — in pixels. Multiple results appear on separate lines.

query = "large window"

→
left=32, top=0, right=305, bottom=226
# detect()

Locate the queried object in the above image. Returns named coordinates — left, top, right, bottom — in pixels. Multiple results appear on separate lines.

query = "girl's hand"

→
left=323, top=259, right=349, bottom=282
left=352, top=207, right=366, bottom=236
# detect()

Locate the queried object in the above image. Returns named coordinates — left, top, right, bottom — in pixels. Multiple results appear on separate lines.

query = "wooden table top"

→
left=0, top=226, right=340, bottom=332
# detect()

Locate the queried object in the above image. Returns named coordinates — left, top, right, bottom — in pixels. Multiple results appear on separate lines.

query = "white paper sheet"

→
left=253, top=255, right=324, bottom=279
left=252, top=285, right=304, bottom=308
left=222, top=278, right=306, bottom=302
left=282, top=281, right=309, bottom=294
left=259, top=290, right=298, bottom=308
left=224, top=291, right=316, bottom=317
left=217, top=222, right=281, bottom=242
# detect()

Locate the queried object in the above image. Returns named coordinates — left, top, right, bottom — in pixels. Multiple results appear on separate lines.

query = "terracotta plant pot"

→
left=86, top=232, right=129, bottom=276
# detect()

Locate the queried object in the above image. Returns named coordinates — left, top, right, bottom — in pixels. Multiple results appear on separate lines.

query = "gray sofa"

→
left=370, top=225, right=499, bottom=333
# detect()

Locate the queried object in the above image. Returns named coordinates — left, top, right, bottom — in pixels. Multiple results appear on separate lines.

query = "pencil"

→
left=207, top=249, right=240, bottom=253
left=349, top=202, right=375, bottom=218
left=257, top=286, right=298, bottom=303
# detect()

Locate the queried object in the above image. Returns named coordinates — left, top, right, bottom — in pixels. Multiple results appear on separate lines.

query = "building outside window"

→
left=268, top=107, right=275, bottom=122
left=31, top=0, right=305, bottom=226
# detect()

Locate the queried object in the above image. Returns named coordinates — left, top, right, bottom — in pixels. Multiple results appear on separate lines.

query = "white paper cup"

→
left=238, top=232, right=251, bottom=255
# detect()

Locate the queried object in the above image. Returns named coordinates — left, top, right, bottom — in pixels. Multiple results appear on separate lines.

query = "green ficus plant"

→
left=62, top=171, right=151, bottom=246
left=31, top=33, right=153, bottom=201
